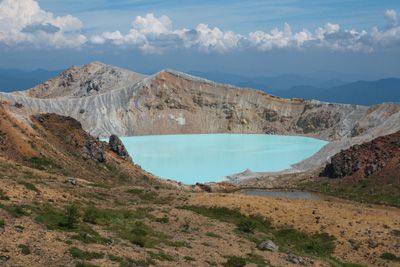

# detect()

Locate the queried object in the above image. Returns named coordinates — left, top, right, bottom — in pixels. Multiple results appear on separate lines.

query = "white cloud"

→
left=385, top=9, right=398, bottom=26
left=0, top=0, right=86, bottom=48
left=0, top=1, right=399, bottom=54
left=90, top=10, right=400, bottom=54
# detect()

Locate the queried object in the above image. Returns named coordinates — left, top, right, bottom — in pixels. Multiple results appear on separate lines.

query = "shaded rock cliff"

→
left=321, top=131, right=400, bottom=179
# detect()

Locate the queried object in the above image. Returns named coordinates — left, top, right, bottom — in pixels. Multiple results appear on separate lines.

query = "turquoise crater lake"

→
left=119, top=134, right=327, bottom=185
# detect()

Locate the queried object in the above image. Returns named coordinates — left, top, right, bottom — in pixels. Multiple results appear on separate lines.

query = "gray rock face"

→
left=109, top=134, right=132, bottom=162
left=258, top=240, right=279, bottom=252
left=1, top=62, right=399, bottom=178
left=82, top=140, right=106, bottom=163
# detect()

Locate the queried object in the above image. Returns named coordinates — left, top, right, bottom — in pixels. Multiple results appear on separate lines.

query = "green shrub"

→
left=380, top=252, right=400, bottom=262
left=75, top=262, right=100, bottom=267
left=64, top=204, right=80, bottom=229
left=83, top=206, right=100, bottom=224
left=29, top=157, right=60, bottom=170
left=184, top=256, right=195, bottom=261
left=2, top=204, right=30, bottom=218
left=18, top=181, right=39, bottom=193
left=0, top=219, right=4, bottom=228
left=18, top=244, right=31, bottom=255
left=223, top=256, right=246, bottom=267
left=69, top=247, right=104, bottom=260
left=148, top=251, right=174, bottom=262
left=236, top=219, right=256, bottom=233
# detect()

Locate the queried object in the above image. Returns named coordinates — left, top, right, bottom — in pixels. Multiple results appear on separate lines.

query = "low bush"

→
left=223, top=256, right=246, bottom=267
left=69, top=247, right=104, bottom=260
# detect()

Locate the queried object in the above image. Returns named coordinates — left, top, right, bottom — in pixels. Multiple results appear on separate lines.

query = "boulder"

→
left=65, top=177, right=78, bottom=186
left=258, top=240, right=279, bottom=252
left=109, top=134, right=132, bottom=162
left=286, top=253, right=305, bottom=265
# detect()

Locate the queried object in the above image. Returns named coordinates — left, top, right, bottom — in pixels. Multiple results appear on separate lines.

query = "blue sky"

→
left=0, top=0, right=399, bottom=77
left=37, top=0, right=400, bottom=32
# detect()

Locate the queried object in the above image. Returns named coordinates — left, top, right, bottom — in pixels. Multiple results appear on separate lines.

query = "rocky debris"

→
left=109, top=134, right=132, bottom=162
left=14, top=102, right=23, bottom=108
left=64, top=177, right=78, bottom=186
left=0, top=255, right=10, bottom=262
left=286, top=253, right=305, bottom=265
left=368, top=239, right=378, bottom=248
left=321, top=131, right=400, bottom=179
left=258, top=240, right=279, bottom=252
left=82, top=140, right=106, bottom=163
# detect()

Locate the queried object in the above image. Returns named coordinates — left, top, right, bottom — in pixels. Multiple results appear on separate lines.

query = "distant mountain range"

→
left=0, top=68, right=399, bottom=106
left=273, top=78, right=400, bottom=106
left=188, top=71, right=348, bottom=91
left=0, top=69, right=61, bottom=92
left=189, top=71, right=400, bottom=106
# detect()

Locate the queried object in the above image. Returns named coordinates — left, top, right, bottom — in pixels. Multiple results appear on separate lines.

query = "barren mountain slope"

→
left=18, top=62, right=146, bottom=99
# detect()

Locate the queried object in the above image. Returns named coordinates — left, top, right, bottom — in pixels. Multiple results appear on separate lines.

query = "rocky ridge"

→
left=1, top=62, right=400, bottom=176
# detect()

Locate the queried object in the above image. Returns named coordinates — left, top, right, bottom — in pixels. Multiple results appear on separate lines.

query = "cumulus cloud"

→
left=90, top=11, right=400, bottom=54
left=0, top=0, right=86, bottom=48
left=90, top=13, right=243, bottom=53
left=385, top=9, right=398, bottom=26
left=0, top=1, right=399, bottom=54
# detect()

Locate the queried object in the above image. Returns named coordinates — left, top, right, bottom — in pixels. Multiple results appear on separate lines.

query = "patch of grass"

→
left=245, top=253, right=269, bottom=266
left=82, top=205, right=171, bottom=248
left=0, top=219, right=4, bottom=228
left=223, top=256, right=246, bottom=267
left=75, top=262, right=100, bottom=267
left=70, top=231, right=111, bottom=245
left=18, top=181, right=39, bottom=193
left=36, top=204, right=108, bottom=244
left=29, top=157, right=61, bottom=170
left=274, top=228, right=336, bottom=257
left=148, top=251, right=175, bottom=262
left=184, top=256, right=195, bottom=261
left=380, top=252, right=400, bottom=262
left=18, top=244, right=31, bottom=255
left=108, top=254, right=124, bottom=262
left=181, top=206, right=271, bottom=233
left=302, top=179, right=400, bottom=207
left=237, top=219, right=257, bottom=233
left=182, top=205, right=336, bottom=259
left=206, top=232, right=221, bottom=238
left=1, top=204, right=31, bottom=218
left=69, top=247, right=104, bottom=260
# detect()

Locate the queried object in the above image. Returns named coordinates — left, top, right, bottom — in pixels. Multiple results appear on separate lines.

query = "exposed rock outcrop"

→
left=321, top=131, right=400, bottom=179
left=109, top=134, right=132, bottom=162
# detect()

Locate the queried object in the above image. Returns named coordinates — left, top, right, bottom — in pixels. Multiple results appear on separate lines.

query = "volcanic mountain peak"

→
left=21, top=62, right=146, bottom=99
